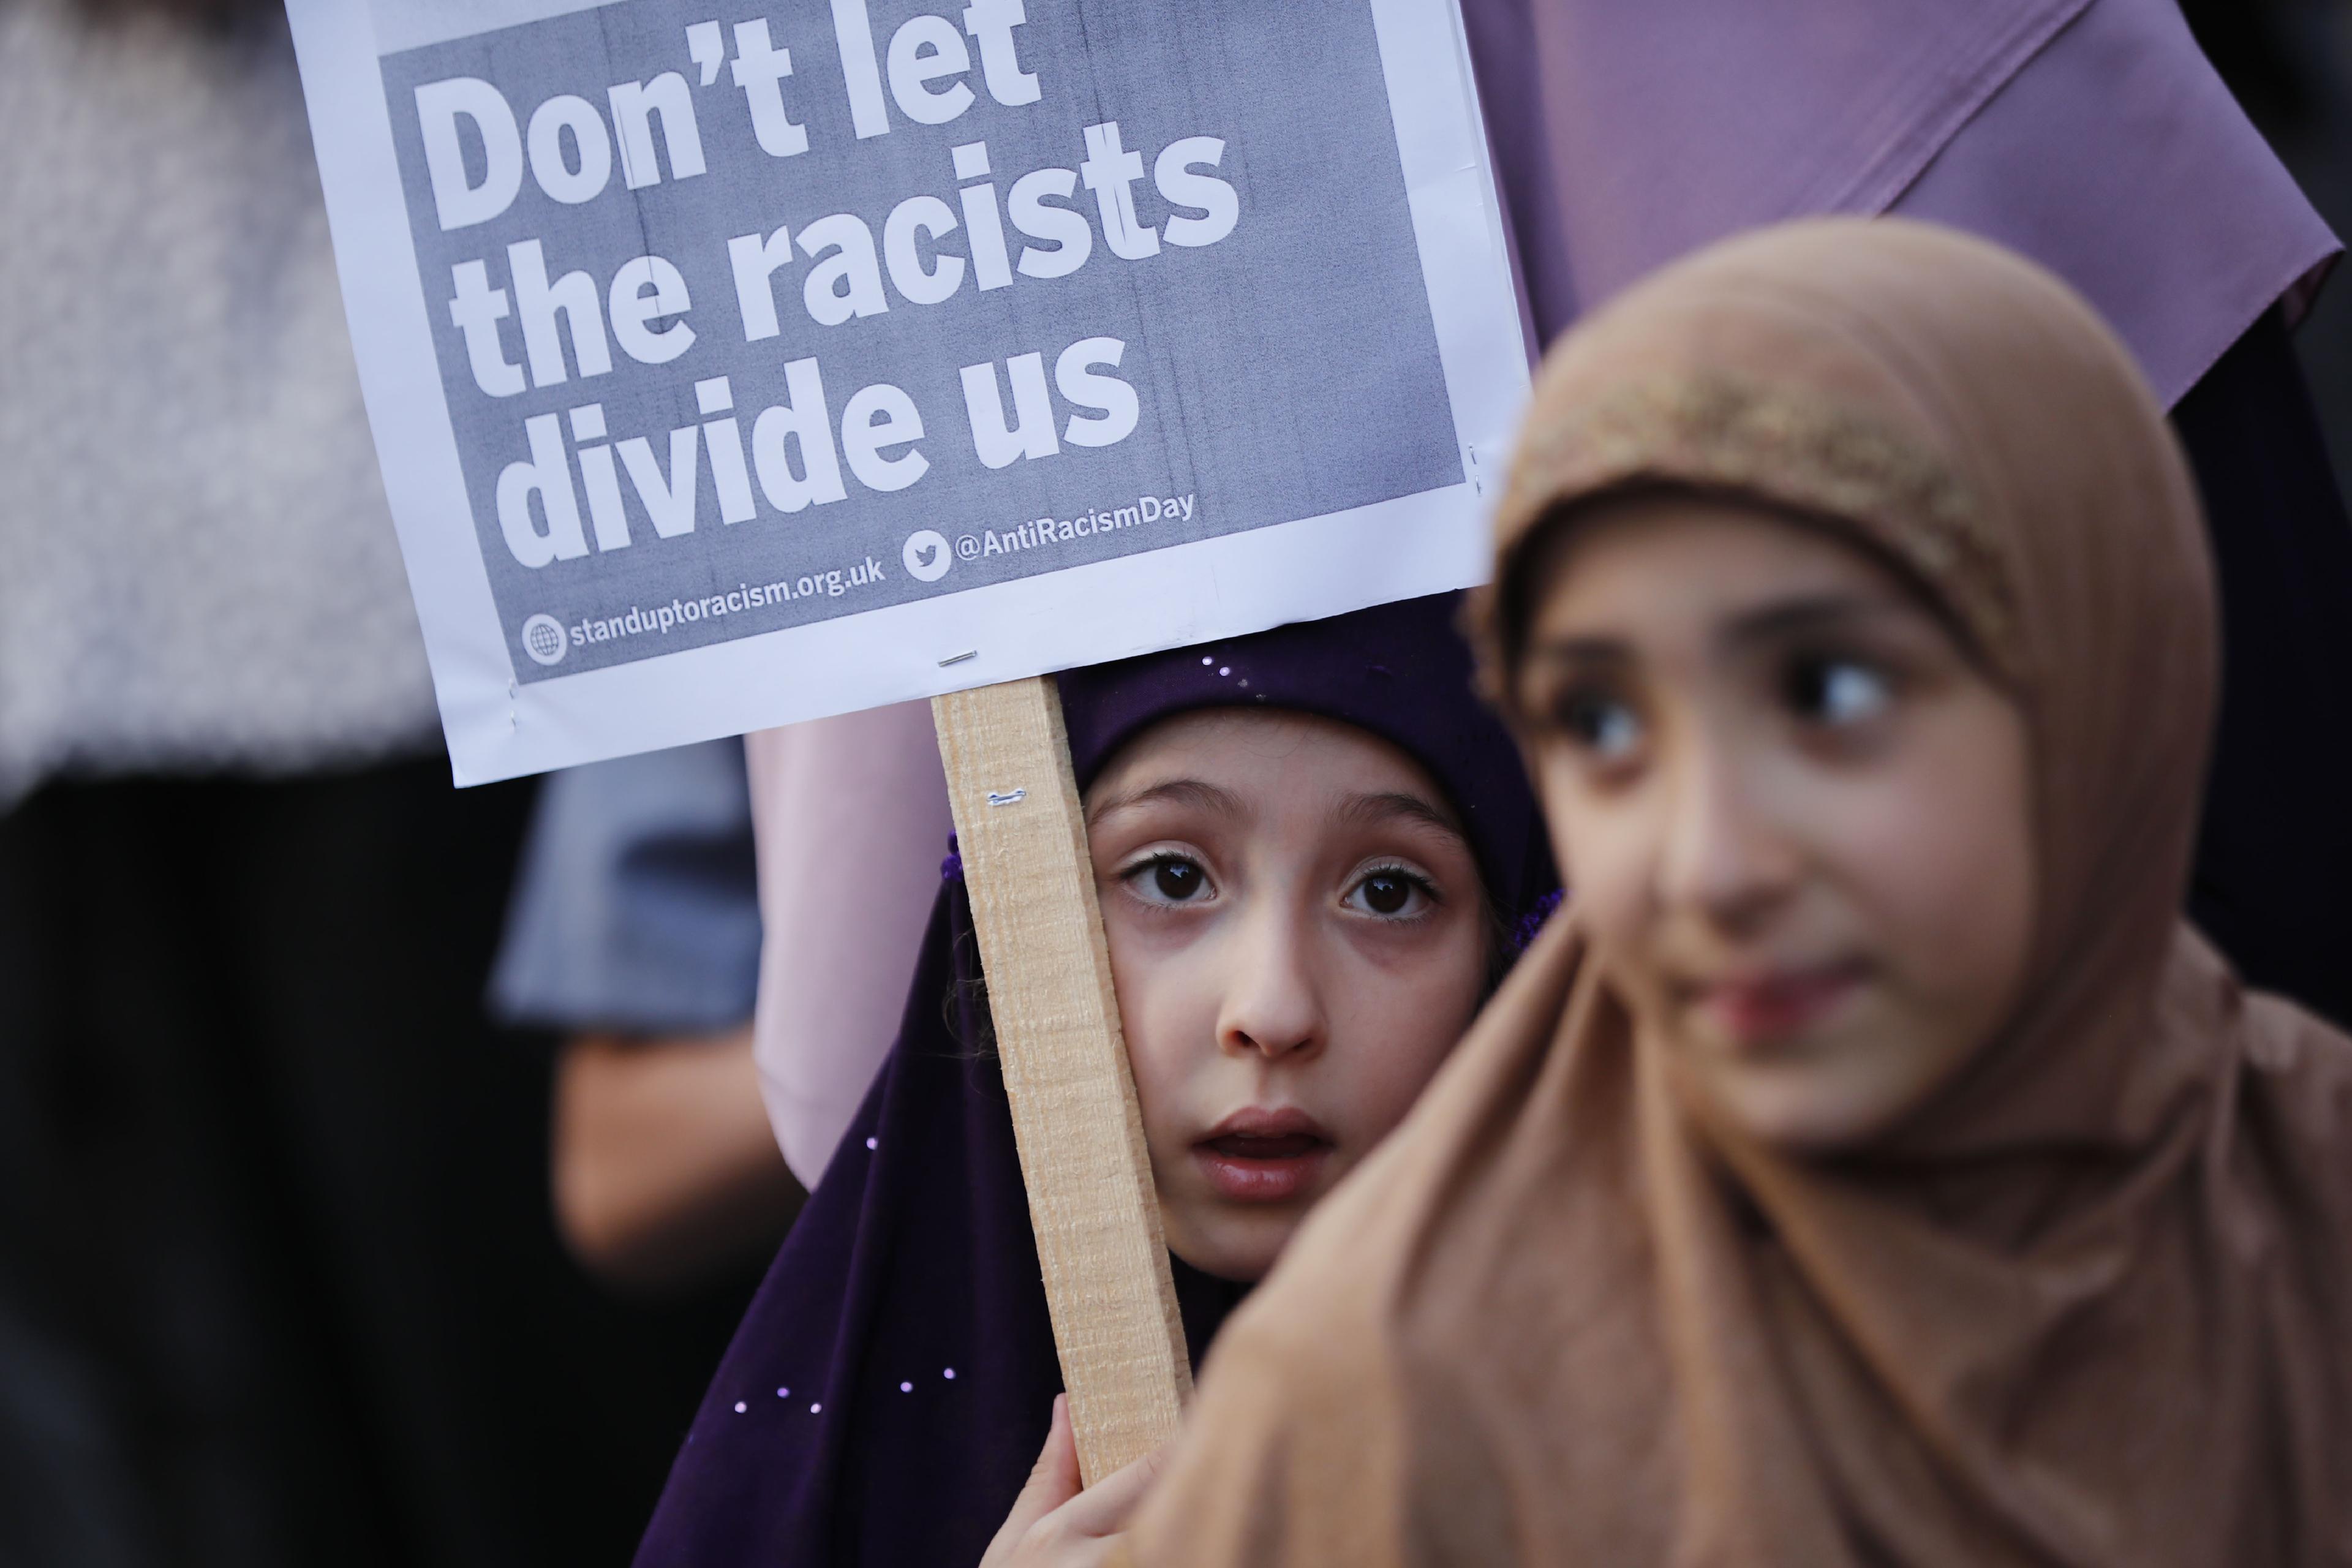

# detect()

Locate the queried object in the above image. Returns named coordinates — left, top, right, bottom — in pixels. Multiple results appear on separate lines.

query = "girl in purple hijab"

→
left=634, top=595, right=1555, bottom=1568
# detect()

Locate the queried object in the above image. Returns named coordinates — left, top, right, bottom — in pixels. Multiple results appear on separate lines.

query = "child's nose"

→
left=1215, top=908, right=1328, bottom=1061
left=1657, top=742, right=1800, bottom=934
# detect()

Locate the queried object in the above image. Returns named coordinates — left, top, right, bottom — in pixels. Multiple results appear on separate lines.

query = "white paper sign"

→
left=288, top=0, right=1528, bottom=783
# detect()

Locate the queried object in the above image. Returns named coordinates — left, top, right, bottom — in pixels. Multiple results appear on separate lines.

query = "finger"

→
left=980, top=1398, right=1084, bottom=1568
left=1038, top=1395, right=1084, bottom=1489
left=1053, top=1441, right=1172, bottom=1539
left=1021, top=1397, right=1087, bottom=1522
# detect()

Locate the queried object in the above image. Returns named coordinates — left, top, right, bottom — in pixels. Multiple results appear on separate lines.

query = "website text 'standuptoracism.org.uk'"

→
left=552, top=488, right=1195, bottom=656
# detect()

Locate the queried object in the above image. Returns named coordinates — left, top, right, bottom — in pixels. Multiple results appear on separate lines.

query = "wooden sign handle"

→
left=932, top=677, right=1190, bottom=1485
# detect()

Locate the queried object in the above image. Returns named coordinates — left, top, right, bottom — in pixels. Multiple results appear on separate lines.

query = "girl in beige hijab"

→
left=1116, top=218, right=2352, bottom=1567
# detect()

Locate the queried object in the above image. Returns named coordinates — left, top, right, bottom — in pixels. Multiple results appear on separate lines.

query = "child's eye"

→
left=1344, top=865, right=1436, bottom=919
left=1125, top=853, right=1211, bottom=905
left=1784, top=653, right=1893, bottom=728
left=1556, top=687, right=1643, bottom=759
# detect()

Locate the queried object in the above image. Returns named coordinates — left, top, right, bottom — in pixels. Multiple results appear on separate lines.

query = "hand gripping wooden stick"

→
left=932, top=676, right=1191, bottom=1485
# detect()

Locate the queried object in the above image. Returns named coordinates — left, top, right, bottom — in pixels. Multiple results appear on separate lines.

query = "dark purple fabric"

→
left=634, top=886, right=1020, bottom=1568
left=635, top=601, right=1546, bottom=1568
left=634, top=884, right=1243, bottom=1568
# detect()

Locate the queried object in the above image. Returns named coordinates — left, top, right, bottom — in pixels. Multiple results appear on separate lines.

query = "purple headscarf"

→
left=633, top=596, right=1551, bottom=1568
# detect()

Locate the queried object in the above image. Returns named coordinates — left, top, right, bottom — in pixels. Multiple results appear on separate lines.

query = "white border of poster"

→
left=290, top=0, right=1528, bottom=784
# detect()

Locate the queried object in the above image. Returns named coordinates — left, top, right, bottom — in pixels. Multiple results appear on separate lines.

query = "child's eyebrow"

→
left=1333, top=790, right=1469, bottom=844
left=1085, top=777, right=1248, bottom=827
left=1523, top=595, right=1913, bottom=668
left=1523, top=635, right=1632, bottom=668
left=1720, top=592, right=1905, bottom=650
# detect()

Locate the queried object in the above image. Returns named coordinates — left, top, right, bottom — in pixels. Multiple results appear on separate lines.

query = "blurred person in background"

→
left=743, top=706, right=952, bottom=1194
left=489, top=739, right=803, bottom=1294
left=2182, top=0, right=2352, bottom=488
left=0, top=1, right=756, bottom=1563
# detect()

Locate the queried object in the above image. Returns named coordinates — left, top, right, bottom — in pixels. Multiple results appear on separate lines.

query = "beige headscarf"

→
left=1123, top=219, right=2352, bottom=1567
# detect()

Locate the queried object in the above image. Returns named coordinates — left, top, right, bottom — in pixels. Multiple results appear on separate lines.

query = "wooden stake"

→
left=932, top=676, right=1190, bottom=1485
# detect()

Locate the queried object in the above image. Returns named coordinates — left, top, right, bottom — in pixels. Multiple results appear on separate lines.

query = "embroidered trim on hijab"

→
left=1486, top=373, right=2018, bottom=686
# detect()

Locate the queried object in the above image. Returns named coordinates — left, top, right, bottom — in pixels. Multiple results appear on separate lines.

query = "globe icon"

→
left=520, top=613, right=569, bottom=666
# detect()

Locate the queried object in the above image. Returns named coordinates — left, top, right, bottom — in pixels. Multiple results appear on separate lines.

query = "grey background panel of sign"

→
left=379, top=0, right=1460, bottom=683
left=372, top=0, right=623, bottom=55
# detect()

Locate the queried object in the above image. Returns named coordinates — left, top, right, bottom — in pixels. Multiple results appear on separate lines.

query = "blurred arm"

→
left=746, top=704, right=953, bottom=1188
left=551, top=1023, right=803, bottom=1294
left=488, top=737, right=785, bottom=1289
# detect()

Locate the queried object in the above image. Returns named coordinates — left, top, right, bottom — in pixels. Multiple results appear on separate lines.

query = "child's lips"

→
left=1192, top=1109, right=1333, bottom=1202
left=1686, top=961, right=1865, bottom=1048
left=1201, top=1132, right=1325, bottom=1159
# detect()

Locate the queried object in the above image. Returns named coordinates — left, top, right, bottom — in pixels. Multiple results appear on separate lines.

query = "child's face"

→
left=1514, top=493, right=2035, bottom=1153
left=1085, top=709, right=1490, bottom=1282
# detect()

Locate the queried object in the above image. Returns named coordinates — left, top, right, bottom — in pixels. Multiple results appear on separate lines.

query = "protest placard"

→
left=288, top=0, right=1525, bottom=784
left=290, top=0, right=1525, bottom=1477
